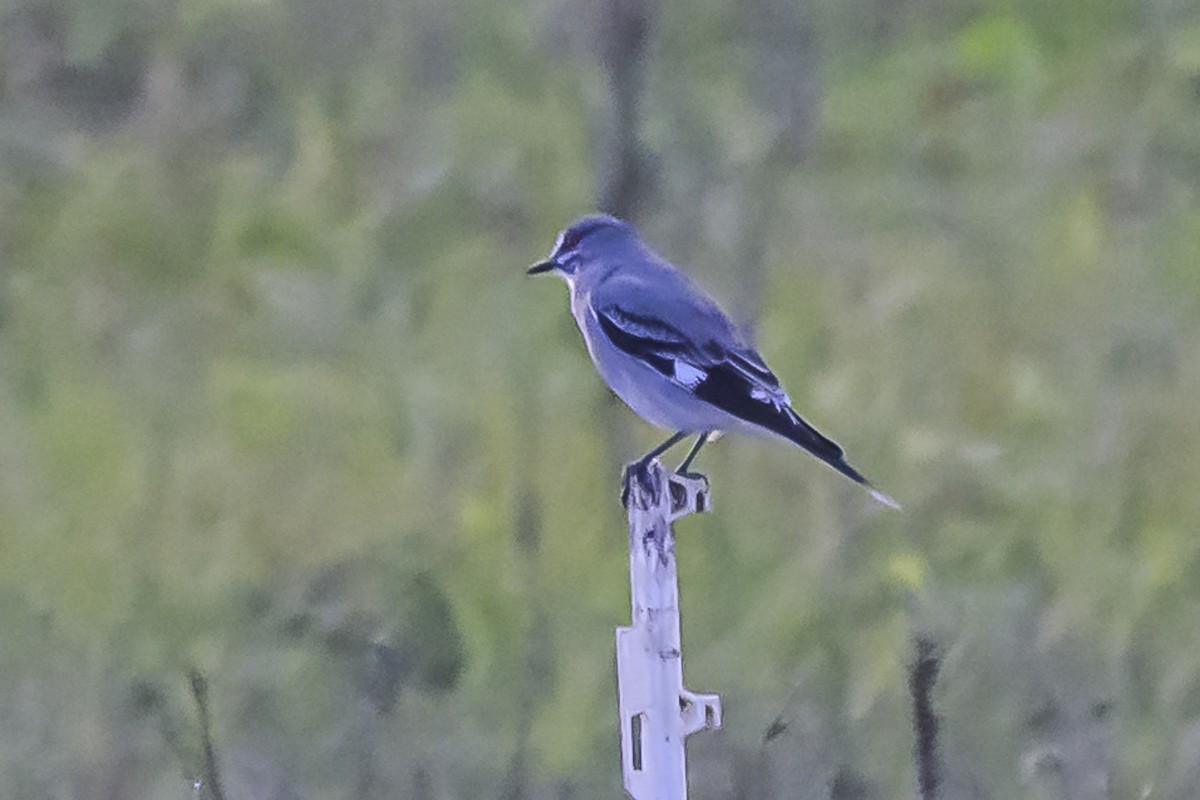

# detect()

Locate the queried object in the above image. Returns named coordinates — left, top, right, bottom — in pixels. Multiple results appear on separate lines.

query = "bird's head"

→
left=526, top=214, right=637, bottom=279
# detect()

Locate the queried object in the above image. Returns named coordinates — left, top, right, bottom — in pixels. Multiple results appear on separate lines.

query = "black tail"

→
left=682, top=357, right=900, bottom=508
left=776, top=409, right=901, bottom=510
left=778, top=408, right=864, bottom=484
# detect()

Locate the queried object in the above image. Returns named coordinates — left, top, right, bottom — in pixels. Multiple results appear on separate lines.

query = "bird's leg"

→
left=639, top=431, right=689, bottom=465
left=675, top=431, right=710, bottom=480
left=621, top=431, right=688, bottom=507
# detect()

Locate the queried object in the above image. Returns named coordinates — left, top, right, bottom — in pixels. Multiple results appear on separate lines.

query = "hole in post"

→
left=705, top=704, right=715, bottom=727
left=669, top=482, right=686, bottom=510
left=631, top=714, right=643, bottom=771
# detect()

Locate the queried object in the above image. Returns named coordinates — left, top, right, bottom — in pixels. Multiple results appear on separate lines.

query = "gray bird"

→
left=527, top=213, right=898, bottom=509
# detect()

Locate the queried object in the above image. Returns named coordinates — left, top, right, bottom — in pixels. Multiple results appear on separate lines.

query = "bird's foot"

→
left=621, top=459, right=658, bottom=509
left=669, top=471, right=710, bottom=516
left=673, top=469, right=709, bottom=488
left=622, top=461, right=711, bottom=514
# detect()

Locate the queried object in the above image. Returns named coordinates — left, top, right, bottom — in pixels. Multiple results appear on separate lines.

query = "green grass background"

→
left=2, top=0, right=1200, bottom=797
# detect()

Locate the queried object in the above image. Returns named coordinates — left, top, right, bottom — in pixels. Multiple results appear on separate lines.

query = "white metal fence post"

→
left=616, top=461, right=721, bottom=800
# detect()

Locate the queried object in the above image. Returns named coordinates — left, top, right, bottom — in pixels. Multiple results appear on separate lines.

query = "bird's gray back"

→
left=577, top=251, right=740, bottom=349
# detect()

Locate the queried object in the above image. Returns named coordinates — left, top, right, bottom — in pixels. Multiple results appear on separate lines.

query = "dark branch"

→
left=596, top=0, right=659, bottom=220
left=910, top=637, right=942, bottom=800
left=189, top=668, right=228, bottom=800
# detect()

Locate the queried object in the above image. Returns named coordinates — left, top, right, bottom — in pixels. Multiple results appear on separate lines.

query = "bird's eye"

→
left=554, top=217, right=617, bottom=260
left=560, top=229, right=582, bottom=252
left=552, top=228, right=585, bottom=263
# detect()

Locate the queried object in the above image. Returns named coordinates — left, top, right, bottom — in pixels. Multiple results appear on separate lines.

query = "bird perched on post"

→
left=527, top=213, right=898, bottom=510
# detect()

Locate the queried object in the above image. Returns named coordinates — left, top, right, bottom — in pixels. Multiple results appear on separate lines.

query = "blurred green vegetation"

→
left=2, top=0, right=1200, bottom=797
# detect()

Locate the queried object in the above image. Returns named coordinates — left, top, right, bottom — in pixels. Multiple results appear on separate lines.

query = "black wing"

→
left=593, top=305, right=694, bottom=380
left=593, top=305, right=864, bottom=483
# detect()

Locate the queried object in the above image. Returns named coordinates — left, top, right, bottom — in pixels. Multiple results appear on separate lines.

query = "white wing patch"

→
left=750, top=384, right=792, bottom=408
left=605, top=306, right=689, bottom=345
left=673, top=360, right=707, bottom=388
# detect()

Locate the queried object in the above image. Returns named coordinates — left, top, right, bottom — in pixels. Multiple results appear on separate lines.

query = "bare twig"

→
left=910, top=637, right=941, bottom=800
left=596, top=0, right=659, bottom=220
left=189, top=668, right=228, bottom=800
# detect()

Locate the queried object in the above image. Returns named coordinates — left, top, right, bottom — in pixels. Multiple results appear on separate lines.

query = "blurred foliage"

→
left=2, top=0, right=1200, bottom=798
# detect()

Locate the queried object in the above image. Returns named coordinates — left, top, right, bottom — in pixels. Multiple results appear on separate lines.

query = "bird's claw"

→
left=668, top=471, right=710, bottom=516
left=674, top=470, right=709, bottom=491
left=621, top=460, right=658, bottom=509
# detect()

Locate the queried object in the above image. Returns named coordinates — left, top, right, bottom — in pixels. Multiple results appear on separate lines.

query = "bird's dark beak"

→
left=525, top=259, right=557, bottom=275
